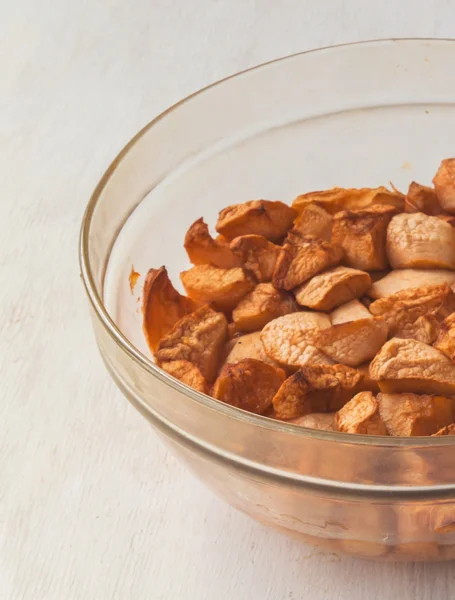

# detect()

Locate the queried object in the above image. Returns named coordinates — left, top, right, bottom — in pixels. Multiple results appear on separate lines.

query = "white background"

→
left=2, top=1, right=455, bottom=598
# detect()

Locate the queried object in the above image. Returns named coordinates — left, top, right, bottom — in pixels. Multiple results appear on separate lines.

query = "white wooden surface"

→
left=2, top=1, right=455, bottom=598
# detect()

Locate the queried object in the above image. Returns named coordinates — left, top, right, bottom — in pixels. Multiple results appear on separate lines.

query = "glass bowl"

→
left=80, top=39, right=455, bottom=561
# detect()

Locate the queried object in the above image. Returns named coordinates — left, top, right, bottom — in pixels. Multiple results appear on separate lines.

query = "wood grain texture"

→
left=2, top=0, right=455, bottom=598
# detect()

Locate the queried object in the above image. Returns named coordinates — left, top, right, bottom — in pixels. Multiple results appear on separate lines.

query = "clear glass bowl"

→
left=80, top=39, right=455, bottom=561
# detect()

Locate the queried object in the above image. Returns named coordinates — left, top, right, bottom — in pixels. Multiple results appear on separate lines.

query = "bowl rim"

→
left=79, top=37, right=455, bottom=448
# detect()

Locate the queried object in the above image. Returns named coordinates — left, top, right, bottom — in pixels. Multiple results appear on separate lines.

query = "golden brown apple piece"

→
left=433, top=158, right=455, bottom=214
left=391, top=542, right=440, bottom=561
left=273, top=236, right=342, bottom=290
left=184, top=218, right=241, bottom=268
left=404, top=181, right=441, bottom=215
left=335, top=504, right=392, bottom=558
left=270, top=370, right=311, bottom=420
left=155, top=305, right=228, bottom=383
left=394, top=314, right=440, bottom=345
left=223, top=331, right=280, bottom=368
left=386, top=212, right=455, bottom=269
left=378, top=393, right=454, bottom=436
left=229, top=235, right=280, bottom=282
left=142, top=267, right=198, bottom=353
left=332, top=205, right=399, bottom=270
left=367, top=268, right=455, bottom=299
left=394, top=502, right=455, bottom=560
left=290, top=203, right=333, bottom=240
left=432, top=424, right=455, bottom=436
left=232, top=283, right=298, bottom=333
left=433, top=313, right=455, bottom=362
left=289, top=413, right=335, bottom=431
left=161, top=360, right=209, bottom=394
left=334, top=392, right=387, bottom=435
left=180, top=264, right=254, bottom=312
left=272, top=364, right=363, bottom=420
left=369, top=283, right=455, bottom=336
left=313, top=317, right=388, bottom=367
left=261, top=312, right=333, bottom=369
left=212, top=358, right=286, bottom=414
left=294, top=266, right=371, bottom=311
left=393, top=506, right=443, bottom=560
left=330, top=299, right=372, bottom=325
left=302, top=364, right=364, bottom=411
left=216, top=200, right=296, bottom=241
left=292, top=186, right=404, bottom=215
left=433, top=314, right=455, bottom=362
left=369, top=337, right=455, bottom=396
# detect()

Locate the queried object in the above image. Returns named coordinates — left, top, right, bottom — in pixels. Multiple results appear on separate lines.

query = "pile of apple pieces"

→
left=142, top=158, right=455, bottom=437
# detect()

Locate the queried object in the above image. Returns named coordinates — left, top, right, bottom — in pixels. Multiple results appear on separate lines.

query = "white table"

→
left=2, top=1, right=455, bottom=598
